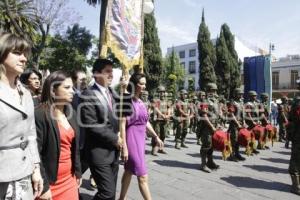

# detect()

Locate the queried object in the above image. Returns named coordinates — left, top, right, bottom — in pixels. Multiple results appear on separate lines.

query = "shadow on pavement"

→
left=221, top=176, right=290, bottom=192
left=186, top=153, right=223, bottom=160
left=153, top=159, right=199, bottom=170
left=243, top=164, right=288, bottom=174
left=260, top=157, right=290, bottom=164
left=273, top=151, right=291, bottom=156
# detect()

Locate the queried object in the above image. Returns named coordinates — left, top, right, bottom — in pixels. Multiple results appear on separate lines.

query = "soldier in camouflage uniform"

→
left=151, top=86, right=171, bottom=155
left=174, top=89, right=192, bottom=149
left=259, top=93, right=271, bottom=149
left=277, top=96, right=290, bottom=144
left=189, top=95, right=198, bottom=134
left=287, top=79, right=300, bottom=195
left=196, top=91, right=206, bottom=145
left=199, top=83, right=220, bottom=173
left=227, top=88, right=246, bottom=162
left=244, top=90, right=260, bottom=154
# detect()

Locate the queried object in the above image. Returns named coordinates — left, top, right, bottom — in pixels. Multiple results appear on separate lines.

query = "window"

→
left=189, top=49, right=196, bottom=57
left=179, top=51, right=185, bottom=58
left=291, top=70, right=298, bottom=89
left=272, top=72, right=279, bottom=89
left=180, top=62, right=185, bottom=68
left=189, top=61, right=196, bottom=73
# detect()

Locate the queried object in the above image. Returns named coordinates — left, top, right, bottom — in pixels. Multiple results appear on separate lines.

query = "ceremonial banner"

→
left=102, top=0, right=143, bottom=70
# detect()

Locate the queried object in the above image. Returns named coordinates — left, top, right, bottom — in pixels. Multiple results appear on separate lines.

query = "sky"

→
left=69, top=0, right=300, bottom=58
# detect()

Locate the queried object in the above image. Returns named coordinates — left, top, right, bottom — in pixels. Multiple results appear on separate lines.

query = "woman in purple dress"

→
left=119, top=73, right=163, bottom=200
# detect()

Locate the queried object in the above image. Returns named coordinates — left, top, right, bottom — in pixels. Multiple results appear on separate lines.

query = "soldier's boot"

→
left=175, top=140, right=181, bottom=149
left=234, top=144, right=245, bottom=161
left=285, top=140, right=290, bottom=149
left=290, top=174, right=300, bottom=195
left=199, top=151, right=211, bottom=173
left=181, top=139, right=188, bottom=148
left=151, top=146, right=159, bottom=156
left=227, top=154, right=238, bottom=162
left=207, top=153, right=220, bottom=170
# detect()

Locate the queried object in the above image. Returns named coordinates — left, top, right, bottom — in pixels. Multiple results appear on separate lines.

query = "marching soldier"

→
left=244, top=90, right=260, bottom=154
left=259, top=93, right=271, bottom=149
left=196, top=91, right=206, bottom=145
left=174, top=89, right=192, bottom=149
left=189, top=95, right=198, bottom=134
left=277, top=96, right=290, bottom=144
left=227, top=88, right=246, bottom=161
left=151, top=86, right=171, bottom=155
left=287, top=79, right=300, bottom=195
left=199, top=83, right=220, bottom=173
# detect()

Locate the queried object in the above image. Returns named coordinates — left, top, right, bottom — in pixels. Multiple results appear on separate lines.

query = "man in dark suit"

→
left=79, top=59, right=122, bottom=200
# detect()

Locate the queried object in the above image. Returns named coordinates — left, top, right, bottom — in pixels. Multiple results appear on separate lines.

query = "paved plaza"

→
left=80, top=133, right=299, bottom=200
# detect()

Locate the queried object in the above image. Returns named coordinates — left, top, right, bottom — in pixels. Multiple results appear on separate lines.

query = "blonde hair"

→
left=0, top=32, right=31, bottom=79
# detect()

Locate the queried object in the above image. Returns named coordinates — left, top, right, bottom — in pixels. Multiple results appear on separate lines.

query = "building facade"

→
left=167, top=36, right=261, bottom=89
left=271, top=55, right=300, bottom=98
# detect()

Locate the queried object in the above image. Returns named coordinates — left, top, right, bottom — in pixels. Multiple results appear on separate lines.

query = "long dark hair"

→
left=41, top=70, right=71, bottom=106
left=127, top=73, right=145, bottom=94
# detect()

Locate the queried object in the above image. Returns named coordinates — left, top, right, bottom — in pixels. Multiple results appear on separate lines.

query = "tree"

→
left=39, top=24, right=93, bottom=72
left=221, top=24, right=241, bottom=98
left=0, top=0, right=39, bottom=41
left=188, top=77, right=195, bottom=94
left=215, top=30, right=231, bottom=98
left=163, top=47, right=185, bottom=92
left=143, top=12, right=163, bottom=94
left=30, top=0, right=79, bottom=68
left=197, top=9, right=216, bottom=90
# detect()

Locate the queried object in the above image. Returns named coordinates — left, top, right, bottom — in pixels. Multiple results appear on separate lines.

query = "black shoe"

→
left=265, top=145, right=270, bottom=149
left=235, top=154, right=246, bottom=161
left=227, top=155, right=238, bottom=162
left=252, top=149, right=260, bottom=154
left=181, top=143, right=188, bottom=148
left=207, top=162, right=220, bottom=170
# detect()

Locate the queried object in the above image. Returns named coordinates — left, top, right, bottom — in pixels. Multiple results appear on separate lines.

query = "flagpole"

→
left=140, top=0, right=145, bottom=73
left=99, top=0, right=109, bottom=57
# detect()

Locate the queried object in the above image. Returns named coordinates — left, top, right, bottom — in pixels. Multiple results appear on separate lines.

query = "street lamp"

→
left=269, top=43, right=275, bottom=55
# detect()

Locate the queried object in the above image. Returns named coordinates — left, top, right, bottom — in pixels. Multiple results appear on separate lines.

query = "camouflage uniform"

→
left=151, top=86, right=170, bottom=155
left=259, top=93, right=271, bottom=149
left=195, top=91, right=206, bottom=145
left=227, top=88, right=246, bottom=161
left=199, top=83, right=220, bottom=173
left=244, top=91, right=260, bottom=154
left=189, top=96, right=198, bottom=134
left=277, top=96, right=290, bottom=143
left=174, top=89, right=191, bottom=149
left=287, top=82, right=300, bottom=195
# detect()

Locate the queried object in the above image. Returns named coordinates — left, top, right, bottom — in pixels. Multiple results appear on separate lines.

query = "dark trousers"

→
left=0, top=182, right=9, bottom=199
left=90, top=162, right=119, bottom=200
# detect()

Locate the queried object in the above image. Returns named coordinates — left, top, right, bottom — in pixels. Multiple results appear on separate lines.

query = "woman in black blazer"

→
left=35, top=71, right=81, bottom=200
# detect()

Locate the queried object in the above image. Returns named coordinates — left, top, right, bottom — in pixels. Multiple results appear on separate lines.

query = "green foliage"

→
left=163, top=48, right=185, bottom=89
left=197, top=9, right=216, bottom=90
left=0, top=0, right=39, bottom=41
left=219, top=24, right=241, bottom=99
left=38, top=24, right=93, bottom=72
left=215, top=30, right=231, bottom=98
left=188, top=77, right=195, bottom=93
left=143, top=13, right=163, bottom=94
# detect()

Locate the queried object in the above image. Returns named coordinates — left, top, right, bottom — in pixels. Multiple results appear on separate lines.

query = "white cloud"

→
left=157, top=20, right=197, bottom=55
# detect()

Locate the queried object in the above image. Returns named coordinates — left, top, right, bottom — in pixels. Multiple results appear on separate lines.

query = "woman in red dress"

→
left=35, top=71, right=81, bottom=200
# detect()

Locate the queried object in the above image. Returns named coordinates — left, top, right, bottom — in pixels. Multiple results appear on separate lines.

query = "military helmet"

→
left=180, top=89, right=188, bottom=94
left=199, top=90, right=206, bottom=96
left=157, top=85, right=166, bottom=92
left=234, top=88, right=243, bottom=94
left=248, top=90, right=257, bottom=96
left=260, top=92, right=269, bottom=98
left=207, top=83, right=218, bottom=91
